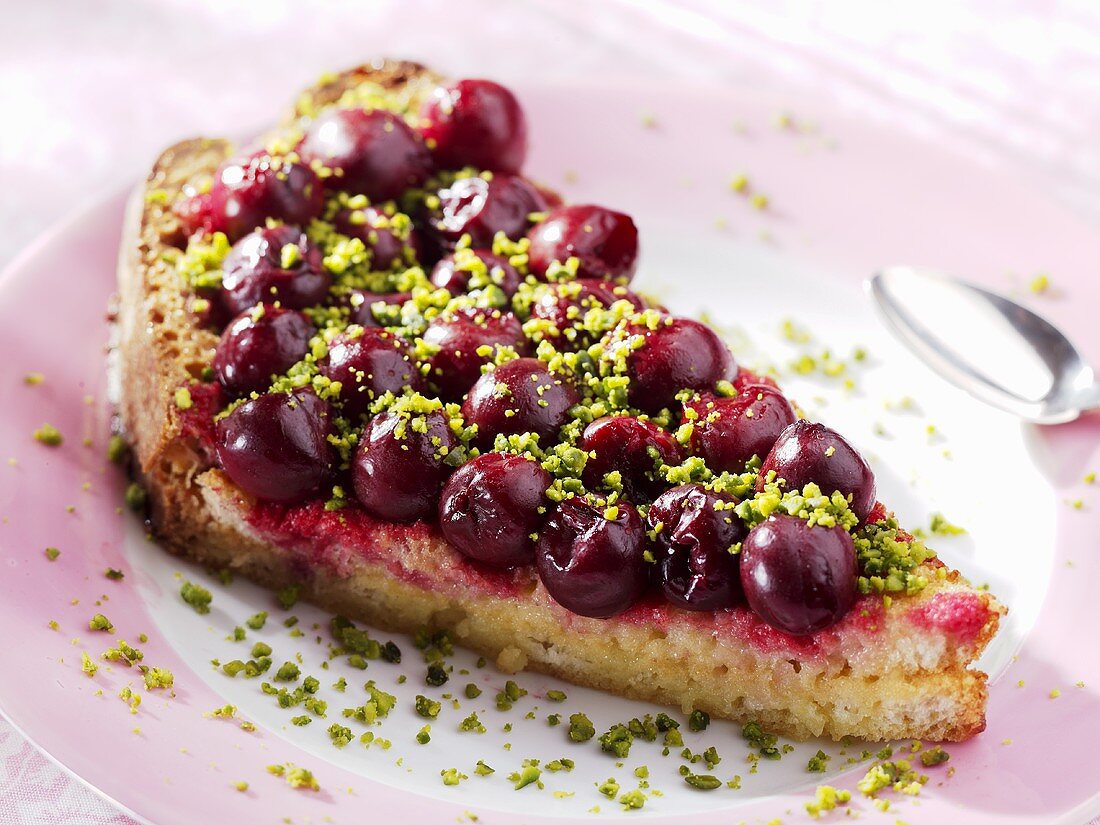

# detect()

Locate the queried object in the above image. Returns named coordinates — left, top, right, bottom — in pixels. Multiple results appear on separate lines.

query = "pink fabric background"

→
left=1, top=1, right=1097, bottom=822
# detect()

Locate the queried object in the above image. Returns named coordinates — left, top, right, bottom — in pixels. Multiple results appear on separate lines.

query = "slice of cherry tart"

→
left=174, top=71, right=958, bottom=642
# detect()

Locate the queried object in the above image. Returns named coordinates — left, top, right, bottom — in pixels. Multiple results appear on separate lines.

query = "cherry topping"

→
left=739, top=514, right=858, bottom=635
left=423, top=307, right=529, bottom=401
left=427, top=174, right=545, bottom=249
left=529, top=279, right=645, bottom=348
left=332, top=206, right=425, bottom=270
left=213, top=306, right=314, bottom=397
left=535, top=499, right=649, bottom=619
left=351, top=408, right=458, bottom=522
left=622, top=317, right=736, bottom=414
left=182, top=152, right=324, bottom=241
left=419, top=79, right=528, bottom=175
left=214, top=391, right=335, bottom=503
left=684, top=385, right=796, bottom=473
left=648, top=484, right=747, bottom=611
left=298, top=108, right=433, bottom=202
left=320, top=327, right=423, bottom=417
left=438, top=452, right=550, bottom=568
left=344, top=290, right=409, bottom=328
left=430, top=249, right=522, bottom=299
left=580, top=416, right=682, bottom=502
left=526, top=205, right=639, bottom=283
left=462, top=358, right=579, bottom=450
left=757, top=420, right=877, bottom=522
left=220, top=225, right=331, bottom=317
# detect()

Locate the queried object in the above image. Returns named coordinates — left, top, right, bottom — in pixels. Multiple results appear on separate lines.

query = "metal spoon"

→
left=866, top=266, right=1100, bottom=424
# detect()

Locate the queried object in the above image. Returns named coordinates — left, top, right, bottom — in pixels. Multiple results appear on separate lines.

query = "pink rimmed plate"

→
left=1, top=81, right=1099, bottom=824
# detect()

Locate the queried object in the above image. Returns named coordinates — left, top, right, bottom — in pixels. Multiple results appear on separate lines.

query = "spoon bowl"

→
left=867, top=266, right=1100, bottom=424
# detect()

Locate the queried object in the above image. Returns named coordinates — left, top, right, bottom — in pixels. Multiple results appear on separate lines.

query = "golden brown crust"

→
left=116, top=63, right=1001, bottom=743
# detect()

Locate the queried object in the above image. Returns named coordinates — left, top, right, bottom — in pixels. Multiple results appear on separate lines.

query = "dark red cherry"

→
left=430, top=249, right=521, bottom=299
left=423, top=307, right=528, bottom=401
left=526, top=205, right=639, bottom=283
left=320, top=327, right=423, bottom=417
left=685, top=385, right=796, bottom=473
left=438, top=452, right=550, bottom=567
left=351, top=408, right=458, bottom=522
left=740, top=514, right=858, bottom=634
left=757, top=420, right=876, bottom=522
left=344, top=289, right=409, bottom=328
left=535, top=499, right=649, bottom=619
left=181, top=152, right=324, bottom=241
left=214, top=391, right=335, bottom=503
left=220, top=225, right=331, bottom=316
left=213, top=306, right=314, bottom=397
left=580, top=416, right=682, bottom=502
left=427, top=174, right=546, bottom=249
left=529, top=279, right=645, bottom=349
left=648, top=484, right=746, bottom=611
left=462, top=358, right=579, bottom=450
left=298, top=108, right=433, bottom=202
left=332, top=206, right=425, bottom=269
left=419, top=79, right=528, bottom=174
left=622, top=317, right=736, bottom=414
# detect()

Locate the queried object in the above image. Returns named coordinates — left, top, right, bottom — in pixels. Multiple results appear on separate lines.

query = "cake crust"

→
left=115, top=63, right=1004, bottom=743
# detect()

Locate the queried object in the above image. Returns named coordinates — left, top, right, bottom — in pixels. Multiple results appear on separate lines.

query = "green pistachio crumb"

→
left=618, top=789, right=647, bottom=809
left=44, top=547, right=60, bottom=561
left=415, top=695, right=441, bottom=719
left=920, top=746, right=950, bottom=767
left=106, top=436, right=129, bottom=464
left=568, top=713, right=596, bottom=742
left=89, top=613, right=114, bottom=632
left=124, top=483, right=147, bottom=511
left=143, top=667, right=174, bottom=690
left=688, top=709, right=710, bottom=731
left=597, top=777, right=620, bottom=798
left=81, top=651, right=98, bottom=677
left=474, top=760, right=495, bottom=776
left=805, top=784, right=852, bottom=817
left=684, top=773, right=721, bottom=790
left=464, top=683, right=482, bottom=699
left=104, top=568, right=124, bottom=581
left=546, top=689, right=567, bottom=702
left=441, top=768, right=467, bottom=786
left=807, top=749, right=830, bottom=772
left=509, top=764, right=541, bottom=790
left=599, top=723, right=634, bottom=758
left=24, top=373, right=44, bottom=386
left=426, top=663, right=449, bottom=686
left=459, top=712, right=486, bottom=733
left=416, top=725, right=431, bottom=744
left=275, top=661, right=300, bottom=682
left=276, top=585, right=300, bottom=610
left=33, top=424, right=63, bottom=446
left=180, top=580, right=212, bottom=614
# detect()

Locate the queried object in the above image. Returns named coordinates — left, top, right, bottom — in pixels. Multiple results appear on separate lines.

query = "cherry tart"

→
left=120, top=59, right=1005, bottom=744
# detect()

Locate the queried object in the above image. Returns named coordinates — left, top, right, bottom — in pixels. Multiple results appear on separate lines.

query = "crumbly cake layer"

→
left=116, top=61, right=1004, bottom=743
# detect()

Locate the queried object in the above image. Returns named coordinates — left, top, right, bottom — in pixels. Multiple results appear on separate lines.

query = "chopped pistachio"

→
left=33, top=424, right=63, bottom=446
left=180, top=580, right=212, bottom=614
left=44, top=547, right=60, bottom=561
left=88, top=614, right=114, bottom=633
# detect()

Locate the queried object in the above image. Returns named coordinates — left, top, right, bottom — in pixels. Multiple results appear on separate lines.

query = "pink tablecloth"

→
left=2, top=1, right=1097, bottom=822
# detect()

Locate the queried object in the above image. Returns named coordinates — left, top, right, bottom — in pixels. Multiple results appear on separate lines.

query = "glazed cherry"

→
left=757, top=420, right=877, bottom=522
left=214, top=391, right=335, bottom=503
left=535, top=498, right=649, bottom=619
left=739, top=514, right=858, bottom=635
left=427, top=174, right=546, bottom=249
left=220, top=225, right=331, bottom=316
left=580, top=416, right=683, bottom=502
left=438, top=452, right=551, bottom=568
left=345, top=289, right=409, bottom=328
left=419, top=79, right=528, bottom=175
left=530, top=279, right=645, bottom=348
left=648, top=484, right=748, bottom=611
left=351, top=409, right=458, bottom=522
left=180, top=152, right=324, bottom=241
left=423, top=307, right=528, bottom=401
left=462, top=358, right=579, bottom=450
left=684, top=385, right=796, bottom=473
left=526, top=205, right=639, bottom=283
left=213, top=306, right=314, bottom=397
left=430, top=249, right=521, bottom=299
left=298, top=108, right=433, bottom=202
left=622, top=317, right=736, bottom=414
left=320, top=327, right=423, bottom=417
left=332, top=206, right=425, bottom=270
